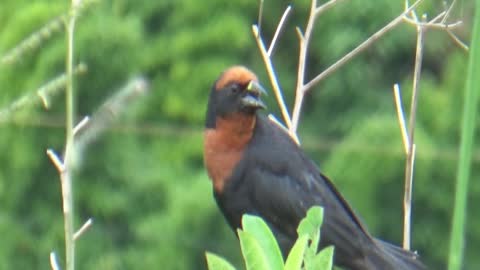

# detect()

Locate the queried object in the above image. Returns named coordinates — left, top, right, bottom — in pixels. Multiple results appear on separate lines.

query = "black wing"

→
left=244, top=115, right=373, bottom=256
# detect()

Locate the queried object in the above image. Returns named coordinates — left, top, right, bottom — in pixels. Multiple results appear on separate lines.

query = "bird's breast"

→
left=204, top=128, right=251, bottom=193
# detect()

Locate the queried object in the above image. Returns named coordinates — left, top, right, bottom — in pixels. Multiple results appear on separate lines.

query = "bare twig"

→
left=288, top=0, right=424, bottom=135
left=46, top=149, right=65, bottom=172
left=252, top=25, right=293, bottom=131
left=0, top=63, right=87, bottom=122
left=290, top=0, right=346, bottom=134
left=399, top=0, right=469, bottom=250
left=399, top=3, right=426, bottom=249
left=441, top=0, right=458, bottom=24
left=257, top=0, right=264, bottom=34
left=1, top=0, right=99, bottom=66
left=74, top=77, right=149, bottom=160
left=439, top=0, right=469, bottom=51
left=446, top=29, right=469, bottom=51
left=0, top=16, right=64, bottom=65
left=291, top=0, right=318, bottom=135
left=50, top=252, right=61, bottom=270
left=403, top=16, right=462, bottom=29
left=73, top=116, right=90, bottom=135
left=46, top=76, right=147, bottom=268
left=403, top=143, right=416, bottom=248
left=268, top=114, right=300, bottom=144
left=73, top=218, right=93, bottom=240
left=315, top=0, right=345, bottom=15
left=55, top=1, right=83, bottom=269
left=255, top=0, right=426, bottom=138
left=405, top=0, right=468, bottom=52
left=302, top=0, right=424, bottom=94
left=393, top=84, right=410, bottom=154
left=268, top=6, right=292, bottom=57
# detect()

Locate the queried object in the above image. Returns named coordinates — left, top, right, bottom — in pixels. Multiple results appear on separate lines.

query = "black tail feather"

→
left=365, top=239, right=426, bottom=270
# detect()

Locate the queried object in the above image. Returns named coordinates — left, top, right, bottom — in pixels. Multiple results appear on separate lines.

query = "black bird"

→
left=203, top=66, right=425, bottom=270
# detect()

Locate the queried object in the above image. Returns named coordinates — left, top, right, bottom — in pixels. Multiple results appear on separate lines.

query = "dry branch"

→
left=0, top=16, right=64, bottom=65
left=0, top=63, right=87, bottom=123
left=74, top=77, right=149, bottom=163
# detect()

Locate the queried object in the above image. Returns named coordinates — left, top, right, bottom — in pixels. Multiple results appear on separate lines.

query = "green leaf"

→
left=309, top=246, right=334, bottom=270
left=205, top=252, right=237, bottom=270
left=238, top=230, right=271, bottom=270
left=284, top=235, right=308, bottom=270
left=297, top=206, right=324, bottom=267
left=297, top=206, right=324, bottom=238
left=242, top=215, right=284, bottom=270
left=448, top=0, right=480, bottom=269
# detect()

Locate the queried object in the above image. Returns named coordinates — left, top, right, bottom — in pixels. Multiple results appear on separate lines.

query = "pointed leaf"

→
left=238, top=230, right=271, bottom=270
left=309, top=246, right=334, bottom=270
left=297, top=206, right=324, bottom=267
left=206, top=252, right=237, bottom=270
left=242, top=215, right=284, bottom=270
left=297, top=206, right=324, bottom=238
left=284, top=235, right=308, bottom=270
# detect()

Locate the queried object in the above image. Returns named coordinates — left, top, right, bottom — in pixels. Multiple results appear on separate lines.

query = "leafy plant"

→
left=206, top=206, right=333, bottom=270
left=448, top=0, right=480, bottom=269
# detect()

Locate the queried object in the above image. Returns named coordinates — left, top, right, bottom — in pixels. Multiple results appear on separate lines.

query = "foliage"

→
left=448, top=1, right=480, bottom=269
left=0, top=0, right=476, bottom=269
left=206, top=207, right=333, bottom=270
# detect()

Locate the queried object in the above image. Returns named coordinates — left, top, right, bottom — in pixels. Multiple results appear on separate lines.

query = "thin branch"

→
left=257, top=0, right=264, bottom=35
left=441, top=0, right=458, bottom=24
left=403, top=143, right=416, bottom=250
left=60, top=0, right=81, bottom=269
left=315, top=0, right=345, bottom=15
left=291, top=0, right=318, bottom=135
left=73, top=218, right=93, bottom=240
left=73, top=116, right=90, bottom=135
left=290, top=0, right=347, bottom=134
left=74, top=77, right=149, bottom=164
left=268, top=114, right=300, bottom=145
left=302, top=0, right=424, bottom=94
left=1, top=0, right=99, bottom=66
left=50, top=252, right=61, bottom=270
left=430, top=10, right=447, bottom=24
left=0, top=16, right=64, bottom=65
left=403, top=13, right=425, bottom=250
left=400, top=2, right=467, bottom=249
left=268, top=114, right=289, bottom=132
left=252, top=25, right=293, bottom=129
left=290, top=0, right=422, bottom=134
left=0, top=63, right=87, bottom=122
left=405, top=0, right=468, bottom=52
left=446, top=29, right=469, bottom=51
left=267, top=6, right=292, bottom=57
left=393, top=84, right=410, bottom=154
left=46, top=149, right=65, bottom=172
left=405, top=0, right=419, bottom=21
left=403, top=16, right=462, bottom=29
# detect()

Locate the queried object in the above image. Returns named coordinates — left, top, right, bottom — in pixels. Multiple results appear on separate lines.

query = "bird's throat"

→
left=204, top=113, right=256, bottom=192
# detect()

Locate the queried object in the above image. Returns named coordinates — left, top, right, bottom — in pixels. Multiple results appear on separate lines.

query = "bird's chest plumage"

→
left=204, top=136, right=244, bottom=192
left=203, top=114, right=255, bottom=193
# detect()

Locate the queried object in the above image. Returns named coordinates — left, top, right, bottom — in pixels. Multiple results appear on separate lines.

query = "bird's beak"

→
left=242, top=81, right=267, bottom=109
left=247, top=81, right=268, bottom=96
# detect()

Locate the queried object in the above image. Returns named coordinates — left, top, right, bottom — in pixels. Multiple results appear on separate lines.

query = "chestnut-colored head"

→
left=205, top=66, right=267, bottom=128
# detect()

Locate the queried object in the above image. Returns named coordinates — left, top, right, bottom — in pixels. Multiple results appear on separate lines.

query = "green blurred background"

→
left=0, top=0, right=476, bottom=269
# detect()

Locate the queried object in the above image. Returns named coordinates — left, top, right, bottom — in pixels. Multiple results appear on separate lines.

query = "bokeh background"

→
left=0, top=0, right=476, bottom=269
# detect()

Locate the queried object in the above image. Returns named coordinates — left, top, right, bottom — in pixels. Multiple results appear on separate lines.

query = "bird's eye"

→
left=231, top=84, right=241, bottom=93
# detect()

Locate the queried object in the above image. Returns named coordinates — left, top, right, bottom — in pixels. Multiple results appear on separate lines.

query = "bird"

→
left=203, top=66, right=425, bottom=270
